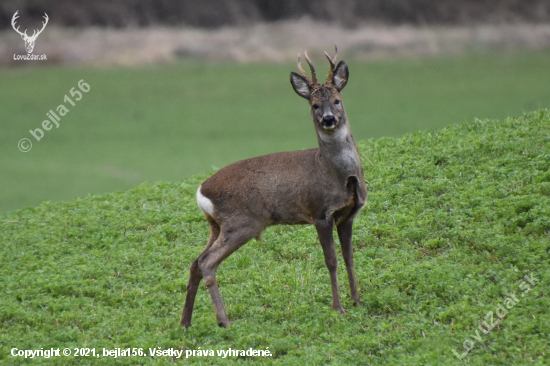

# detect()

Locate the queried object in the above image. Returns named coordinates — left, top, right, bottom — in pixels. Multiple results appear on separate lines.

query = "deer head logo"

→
left=11, top=11, right=49, bottom=54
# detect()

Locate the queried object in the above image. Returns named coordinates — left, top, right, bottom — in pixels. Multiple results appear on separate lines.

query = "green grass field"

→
left=2, top=50, right=550, bottom=213
left=1, top=109, right=549, bottom=365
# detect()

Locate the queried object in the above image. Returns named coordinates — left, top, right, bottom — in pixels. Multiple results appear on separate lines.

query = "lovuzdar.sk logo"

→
left=11, top=10, right=48, bottom=61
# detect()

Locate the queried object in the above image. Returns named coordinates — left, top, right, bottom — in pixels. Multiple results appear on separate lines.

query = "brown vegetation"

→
left=2, top=20, right=550, bottom=67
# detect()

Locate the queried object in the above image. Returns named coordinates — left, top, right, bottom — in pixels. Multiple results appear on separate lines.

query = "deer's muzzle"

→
left=321, top=114, right=337, bottom=129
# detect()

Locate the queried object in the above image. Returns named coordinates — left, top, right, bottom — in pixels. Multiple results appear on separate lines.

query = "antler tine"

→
left=324, top=44, right=338, bottom=84
left=11, top=10, right=19, bottom=25
left=297, top=53, right=311, bottom=84
left=11, top=10, right=28, bottom=37
left=304, top=50, right=317, bottom=85
left=33, top=13, right=49, bottom=38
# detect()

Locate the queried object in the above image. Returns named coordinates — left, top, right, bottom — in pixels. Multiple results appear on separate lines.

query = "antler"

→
left=30, top=13, right=49, bottom=39
left=297, top=50, right=319, bottom=86
left=324, top=45, right=338, bottom=85
left=297, top=53, right=310, bottom=84
left=11, top=11, right=28, bottom=38
left=304, top=51, right=317, bottom=85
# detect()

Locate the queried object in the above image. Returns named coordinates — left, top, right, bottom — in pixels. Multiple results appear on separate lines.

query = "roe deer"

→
left=180, top=46, right=367, bottom=328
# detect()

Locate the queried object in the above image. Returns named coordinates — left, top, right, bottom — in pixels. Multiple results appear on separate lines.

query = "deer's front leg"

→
left=314, top=218, right=344, bottom=314
left=337, top=217, right=360, bottom=306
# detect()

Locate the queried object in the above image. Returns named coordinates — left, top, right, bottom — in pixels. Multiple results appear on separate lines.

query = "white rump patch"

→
left=196, top=186, right=215, bottom=217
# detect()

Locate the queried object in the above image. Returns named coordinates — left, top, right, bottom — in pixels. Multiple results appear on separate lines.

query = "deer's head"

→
left=11, top=11, right=49, bottom=54
left=290, top=46, right=349, bottom=134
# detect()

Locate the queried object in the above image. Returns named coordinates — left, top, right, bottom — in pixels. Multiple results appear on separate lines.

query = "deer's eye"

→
left=312, top=104, right=319, bottom=110
left=334, top=99, right=340, bottom=105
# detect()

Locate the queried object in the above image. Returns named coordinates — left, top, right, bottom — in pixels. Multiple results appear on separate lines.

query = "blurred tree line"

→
left=1, top=0, right=549, bottom=29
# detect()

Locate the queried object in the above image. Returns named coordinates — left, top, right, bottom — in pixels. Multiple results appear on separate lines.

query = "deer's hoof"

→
left=217, top=321, right=230, bottom=328
left=180, top=319, right=191, bottom=328
left=333, top=305, right=345, bottom=314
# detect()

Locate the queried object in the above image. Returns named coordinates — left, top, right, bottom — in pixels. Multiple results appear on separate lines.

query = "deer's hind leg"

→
left=180, top=219, right=220, bottom=328
left=198, top=220, right=262, bottom=328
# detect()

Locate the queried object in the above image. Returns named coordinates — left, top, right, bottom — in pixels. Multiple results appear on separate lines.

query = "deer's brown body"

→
left=180, top=47, right=367, bottom=328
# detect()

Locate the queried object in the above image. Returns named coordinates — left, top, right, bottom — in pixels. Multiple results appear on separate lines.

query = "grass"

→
left=1, top=109, right=549, bottom=365
left=2, top=50, right=550, bottom=213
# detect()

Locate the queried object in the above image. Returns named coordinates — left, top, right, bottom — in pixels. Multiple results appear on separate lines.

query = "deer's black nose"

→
left=323, top=115, right=335, bottom=123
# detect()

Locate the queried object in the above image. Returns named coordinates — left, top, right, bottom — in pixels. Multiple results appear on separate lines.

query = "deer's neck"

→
left=316, top=121, right=362, bottom=181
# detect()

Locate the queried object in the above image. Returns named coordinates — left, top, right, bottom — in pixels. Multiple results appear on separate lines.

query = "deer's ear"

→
left=333, top=61, right=349, bottom=92
left=20, top=34, right=25, bottom=40
left=290, top=72, right=311, bottom=99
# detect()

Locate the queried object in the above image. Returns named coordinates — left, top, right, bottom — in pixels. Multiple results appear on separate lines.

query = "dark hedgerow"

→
left=0, top=110, right=549, bottom=365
